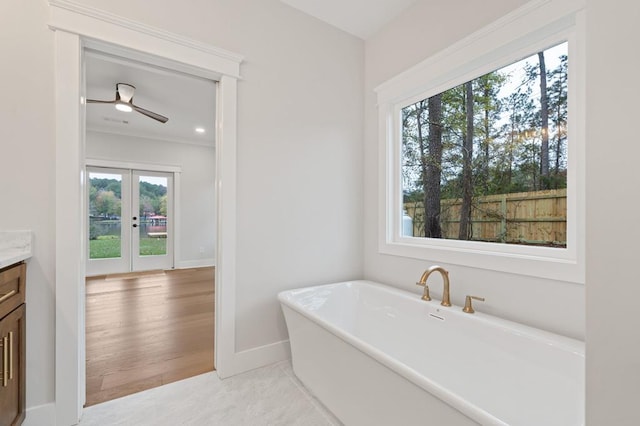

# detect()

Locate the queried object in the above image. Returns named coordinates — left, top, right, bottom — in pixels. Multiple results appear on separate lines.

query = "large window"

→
left=376, top=1, right=585, bottom=282
left=402, top=43, right=568, bottom=247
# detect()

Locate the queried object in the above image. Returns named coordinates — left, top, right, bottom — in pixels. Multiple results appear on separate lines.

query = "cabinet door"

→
left=0, top=304, right=25, bottom=426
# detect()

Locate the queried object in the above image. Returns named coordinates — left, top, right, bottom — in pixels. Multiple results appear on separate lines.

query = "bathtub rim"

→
left=279, top=279, right=585, bottom=426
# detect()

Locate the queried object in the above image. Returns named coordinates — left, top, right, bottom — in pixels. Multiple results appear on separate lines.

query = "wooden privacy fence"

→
left=404, top=189, right=566, bottom=247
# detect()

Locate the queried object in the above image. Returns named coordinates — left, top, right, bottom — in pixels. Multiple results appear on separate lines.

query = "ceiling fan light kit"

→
left=87, top=83, right=169, bottom=123
left=115, top=102, right=133, bottom=112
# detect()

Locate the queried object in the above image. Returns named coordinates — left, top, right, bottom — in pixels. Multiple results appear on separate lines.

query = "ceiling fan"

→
left=87, top=83, right=169, bottom=123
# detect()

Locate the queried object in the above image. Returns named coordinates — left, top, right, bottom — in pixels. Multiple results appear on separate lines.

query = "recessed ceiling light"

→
left=195, top=127, right=206, bottom=134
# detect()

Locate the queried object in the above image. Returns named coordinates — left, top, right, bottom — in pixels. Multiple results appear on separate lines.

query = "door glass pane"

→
left=138, top=175, right=168, bottom=257
left=89, top=172, right=123, bottom=259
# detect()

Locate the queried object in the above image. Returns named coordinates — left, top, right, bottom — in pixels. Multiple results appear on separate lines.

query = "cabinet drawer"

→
left=0, top=263, right=25, bottom=320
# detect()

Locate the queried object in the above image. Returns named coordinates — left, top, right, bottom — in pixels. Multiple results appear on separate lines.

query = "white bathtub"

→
left=278, top=280, right=584, bottom=426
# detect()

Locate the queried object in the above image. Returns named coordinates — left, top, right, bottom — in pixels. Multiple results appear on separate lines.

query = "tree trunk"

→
left=423, top=95, right=443, bottom=238
left=483, top=85, right=491, bottom=194
left=554, top=89, right=567, bottom=181
left=538, top=51, right=550, bottom=189
left=415, top=101, right=429, bottom=236
left=555, top=103, right=562, bottom=177
left=508, top=122, right=515, bottom=188
left=459, top=81, right=474, bottom=240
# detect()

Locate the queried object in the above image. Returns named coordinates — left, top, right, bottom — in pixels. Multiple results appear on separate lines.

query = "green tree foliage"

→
left=94, top=190, right=121, bottom=217
left=89, top=178, right=122, bottom=198
left=475, top=72, right=506, bottom=195
left=548, top=54, right=568, bottom=188
left=159, top=194, right=168, bottom=216
left=402, top=42, right=568, bottom=241
left=139, top=181, right=167, bottom=200
left=138, top=181, right=167, bottom=216
left=89, top=177, right=167, bottom=218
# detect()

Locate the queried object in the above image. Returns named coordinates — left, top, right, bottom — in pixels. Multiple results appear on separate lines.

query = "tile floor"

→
left=80, top=361, right=342, bottom=426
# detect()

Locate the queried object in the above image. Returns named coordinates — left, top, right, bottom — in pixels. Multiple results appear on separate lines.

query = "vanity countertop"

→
left=0, top=230, right=33, bottom=269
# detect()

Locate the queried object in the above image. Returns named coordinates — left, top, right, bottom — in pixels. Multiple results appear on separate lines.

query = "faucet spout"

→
left=418, top=265, right=451, bottom=307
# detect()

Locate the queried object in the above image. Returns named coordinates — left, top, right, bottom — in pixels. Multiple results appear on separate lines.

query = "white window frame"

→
left=375, top=0, right=586, bottom=283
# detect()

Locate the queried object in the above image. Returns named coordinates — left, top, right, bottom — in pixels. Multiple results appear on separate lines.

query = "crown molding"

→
left=49, top=0, right=243, bottom=79
left=86, top=127, right=216, bottom=149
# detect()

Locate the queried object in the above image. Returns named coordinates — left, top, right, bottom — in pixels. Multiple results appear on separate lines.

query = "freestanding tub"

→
left=278, top=280, right=584, bottom=426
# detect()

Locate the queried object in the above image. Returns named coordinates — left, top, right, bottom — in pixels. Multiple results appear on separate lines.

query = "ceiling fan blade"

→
left=88, top=83, right=168, bottom=123
left=131, top=104, right=169, bottom=123
left=86, top=99, right=116, bottom=104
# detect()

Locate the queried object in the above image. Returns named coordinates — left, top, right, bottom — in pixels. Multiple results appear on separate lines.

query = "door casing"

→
left=51, top=4, right=243, bottom=424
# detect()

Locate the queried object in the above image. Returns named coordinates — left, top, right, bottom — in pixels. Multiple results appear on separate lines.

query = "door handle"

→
left=132, top=216, right=137, bottom=220
left=132, top=224, right=138, bottom=228
left=1, top=335, right=7, bottom=387
left=8, top=332, right=12, bottom=380
left=0, top=290, right=16, bottom=304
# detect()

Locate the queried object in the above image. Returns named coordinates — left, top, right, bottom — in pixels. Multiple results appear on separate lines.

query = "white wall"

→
left=0, top=0, right=56, bottom=412
left=368, top=0, right=640, bottom=424
left=17, top=0, right=640, bottom=423
left=585, top=1, right=640, bottom=424
left=363, top=0, right=585, bottom=341
left=86, top=131, right=216, bottom=267
left=1, top=0, right=363, bottom=416
left=77, top=0, right=364, bottom=352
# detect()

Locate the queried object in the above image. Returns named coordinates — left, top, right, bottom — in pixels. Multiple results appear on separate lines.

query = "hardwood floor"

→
left=85, top=267, right=215, bottom=407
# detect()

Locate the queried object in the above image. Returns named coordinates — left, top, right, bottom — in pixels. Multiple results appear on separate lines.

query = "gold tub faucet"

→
left=462, top=295, right=485, bottom=313
left=417, top=266, right=451, bottom=307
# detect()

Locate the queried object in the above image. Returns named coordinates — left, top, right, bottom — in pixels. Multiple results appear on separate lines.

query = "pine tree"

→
left=538, top=51, right=550, bottom=189
left=424, top=95, right=444, bottom=238
left=458, top=81, right=474, bottom=240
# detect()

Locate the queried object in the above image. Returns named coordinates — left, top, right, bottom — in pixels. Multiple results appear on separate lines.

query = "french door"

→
left=87, top=167, right=174, bottom=275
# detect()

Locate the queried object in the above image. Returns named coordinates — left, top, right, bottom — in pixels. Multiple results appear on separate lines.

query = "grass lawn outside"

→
left=90, top=236, right=167, bottom=259
left=139, top=238, right=167, bottom=256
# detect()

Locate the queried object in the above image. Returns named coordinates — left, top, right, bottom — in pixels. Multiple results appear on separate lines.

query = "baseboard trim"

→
left=24, top=402, right=56, bottom=426
left=22, top=343, right=291, bottom=425
left=220, top=340, right=291, bottom=379
left=176, top=259, right=215, bottom=269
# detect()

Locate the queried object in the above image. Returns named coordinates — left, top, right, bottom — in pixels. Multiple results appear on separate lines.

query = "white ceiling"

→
left=85, top=52, right=216, bottom=146
left=280, top=0, right=419, bottom=39
left=85, top=1, right=414, bottom=144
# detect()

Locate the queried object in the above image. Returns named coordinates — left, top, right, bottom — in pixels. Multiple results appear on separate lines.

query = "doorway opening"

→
left=83, top=50, right=217, bottom=405
left=51, top=4, right=242, bottom=421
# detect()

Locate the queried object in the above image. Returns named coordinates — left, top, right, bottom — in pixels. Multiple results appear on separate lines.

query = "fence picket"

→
left=404, top=189, right=566, bottom=247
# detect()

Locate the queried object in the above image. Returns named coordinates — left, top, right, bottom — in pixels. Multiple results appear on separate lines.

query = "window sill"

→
left=380, top=236, right=583, bottom=283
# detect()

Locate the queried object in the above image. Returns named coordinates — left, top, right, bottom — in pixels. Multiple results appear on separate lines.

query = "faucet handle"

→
left=462, top=295, right=485, bottom=313
left=415, top=282, right=431, bottom=301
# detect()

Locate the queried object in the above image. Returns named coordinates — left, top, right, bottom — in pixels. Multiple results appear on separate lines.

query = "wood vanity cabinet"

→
left=0, top=262, right=26, bottom=426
